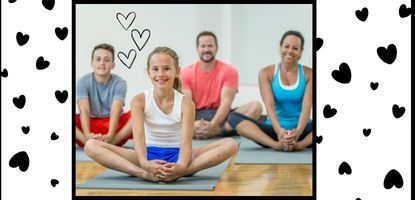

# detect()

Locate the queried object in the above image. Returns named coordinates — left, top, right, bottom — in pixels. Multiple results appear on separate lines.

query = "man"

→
left=76, top=43, right=132, bottom=147
left=180, top=31, right=263, bottom=139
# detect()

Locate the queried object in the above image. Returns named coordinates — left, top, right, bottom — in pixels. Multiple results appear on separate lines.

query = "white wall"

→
left=76, top=4, right=312, bottom=111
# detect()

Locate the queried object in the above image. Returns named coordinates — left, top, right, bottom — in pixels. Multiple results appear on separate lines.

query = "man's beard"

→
left=200, top=53, right=215, bottom=63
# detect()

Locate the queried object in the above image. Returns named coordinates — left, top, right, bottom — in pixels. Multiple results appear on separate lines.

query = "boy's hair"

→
left=91, top=43, right=115, bottom=61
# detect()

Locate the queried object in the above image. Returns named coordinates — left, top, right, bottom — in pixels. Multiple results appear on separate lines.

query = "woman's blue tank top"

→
left=265, top=63, right=306, bottom=130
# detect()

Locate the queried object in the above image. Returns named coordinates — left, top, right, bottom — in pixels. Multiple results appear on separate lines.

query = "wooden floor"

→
left=76, top=153, right=312, bottom=196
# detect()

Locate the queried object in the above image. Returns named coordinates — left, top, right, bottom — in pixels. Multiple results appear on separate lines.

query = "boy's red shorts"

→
left=76, top=111, right=132, bottom=147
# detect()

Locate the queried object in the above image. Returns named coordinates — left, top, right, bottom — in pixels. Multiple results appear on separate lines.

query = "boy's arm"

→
left=78, top=99, right=93, bottom=139
left=103, top=100, right=124, bottom=143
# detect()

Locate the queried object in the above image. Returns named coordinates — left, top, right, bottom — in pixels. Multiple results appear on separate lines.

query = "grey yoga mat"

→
left=76, top=157, right=232, bottom=190
left=234, top=137, right=312, bottom=164
left=76, top=136, right=241, bottom=162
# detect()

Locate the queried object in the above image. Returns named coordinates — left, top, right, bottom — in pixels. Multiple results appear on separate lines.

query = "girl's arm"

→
left=177, top=96, right=195, bottom=169
left=131, top=94, right=151, bottom=168
left=259, top=65, right=286, bottom=139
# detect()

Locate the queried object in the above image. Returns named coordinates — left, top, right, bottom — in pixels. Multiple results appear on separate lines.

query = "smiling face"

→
left=91, top=48, right=114, bottom=77
left=196, top=35, right=218, bottom=63
left=147, top=53, right=178, bottom=90
left=279, top=35, right=303, bottom=64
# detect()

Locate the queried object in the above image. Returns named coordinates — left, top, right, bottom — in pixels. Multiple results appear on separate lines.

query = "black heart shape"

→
left=392, top=104, right=405, bottom=118
left=55, top=27, right=68, bottom=40
left=55, top=90, right=68, bottom=103
left=399, top=4, right=412, bottom=18
left=16, top=32, right=29, bottom=46
left=332, top=62, right=351, bottom=84
left=9, top=151, right=30, bottom=172
left=370, top=82, right=379, bottom=90
left=315, top=37, right=323, bottom=51
left=13, top=95, right=26, bottom=109
left=323, top=104, right=337, bottom=118
left=1, top=68, right=8, bottom=78
left=355, top=7, right=368, bottom=22
left=51, top=132, right=59, bottom=140
left=42, top=0, right=54, bottom=10
left=9, top=0, right=17, bottom=3
left=355, top=7, right=369, bottom=22
left=21, top=126, right=30, bottom=134
left=377, top=44, right=397, bottom=65
left=315, top=135, right=323, bottom=144
left=362, top=128, right=371, bottom=137
left=338, top=161, right=352, bottom=175
left=51, top=179, right=59, bottom=187
left=36, top=56, right=50, bottom=70
left=384, top=169, right=404, bottom=189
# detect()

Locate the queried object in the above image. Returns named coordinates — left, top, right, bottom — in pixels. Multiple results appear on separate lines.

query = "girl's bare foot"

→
left=141, top=171, right=160, bottom=182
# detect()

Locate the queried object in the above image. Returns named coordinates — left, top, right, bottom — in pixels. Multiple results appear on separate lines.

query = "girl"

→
left=84, top=47, right=238, bottom=182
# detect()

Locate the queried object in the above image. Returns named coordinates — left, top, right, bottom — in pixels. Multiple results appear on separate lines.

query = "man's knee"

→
left=227, top=112, right=244, bottom=129
left=249, top=101, right=263, bottom=118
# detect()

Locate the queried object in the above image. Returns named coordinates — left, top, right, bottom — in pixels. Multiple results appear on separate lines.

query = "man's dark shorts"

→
left=195, top=109, right=238, bottom=136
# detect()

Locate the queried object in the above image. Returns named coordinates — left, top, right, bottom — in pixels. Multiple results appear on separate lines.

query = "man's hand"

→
left=194, top=120, right=222, bottom=139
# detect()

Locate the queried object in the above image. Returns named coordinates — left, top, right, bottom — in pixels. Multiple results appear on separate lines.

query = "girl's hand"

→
left=142, top=160, right=166, bottom=176
left=157, top=163, right=185, bottom=182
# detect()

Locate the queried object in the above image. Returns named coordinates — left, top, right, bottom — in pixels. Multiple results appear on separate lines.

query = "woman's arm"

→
left=295, top=66, right=313, bottom=138
left=258, top=65, right=286, bottom=139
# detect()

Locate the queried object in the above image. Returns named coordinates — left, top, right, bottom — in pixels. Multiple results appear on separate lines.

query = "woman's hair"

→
left=147, top=47, right=181, bottom=91
left=279, top=30, right=304, bottom=51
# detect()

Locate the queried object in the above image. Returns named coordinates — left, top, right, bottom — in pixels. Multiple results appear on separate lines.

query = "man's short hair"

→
left=91, top=43, right=115, bottom=61
left=196, top=31, right=218, bottom=47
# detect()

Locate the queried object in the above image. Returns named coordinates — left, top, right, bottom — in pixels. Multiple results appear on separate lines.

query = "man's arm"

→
left=210, top=87, right=236, bottom=128
left=198, top=87, right=236, bottom=138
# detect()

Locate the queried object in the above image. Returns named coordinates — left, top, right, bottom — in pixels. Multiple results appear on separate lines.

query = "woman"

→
left=228, top=30, right=312, bottom=152
left=84, top=47, right=238, bottom=183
